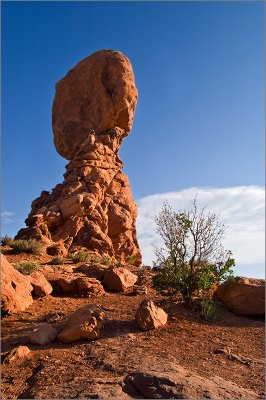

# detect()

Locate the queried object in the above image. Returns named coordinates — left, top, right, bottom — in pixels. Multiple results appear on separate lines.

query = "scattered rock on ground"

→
left=28, top=271, right=53, bottom=297
left=75, top=277, right=105, bottom=297
left=3, top=346, right=31, bottom=365
left=135, top=299, right=168, bottom=331
left=79, top=264, right=108, bottom=281
left=46, top=240, right=68, bottom=256
left=214, top=277, right=265, bottom=316
left=103, top=266, right=138, bottom=292
left=1, top=254, right=33, bottom=314
left=28, top=323, right=57, bottom=345
left=57, top=304, right=106, bottom=343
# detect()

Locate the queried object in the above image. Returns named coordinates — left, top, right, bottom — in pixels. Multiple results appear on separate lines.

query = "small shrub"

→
left=100, top=254, right=116, bottom=266
left=11, top=239, right=42, bottom=255
left=68, top=250, right=91, bottom=264
left=49, top=257, right=64, bottom=265
left=126, top=254, right=137, bottom=265
left=1, top=235, right=14, bottom=246
left=16, top=261, right=40, bottom=275
left=200, top=299, right=219, bottom=321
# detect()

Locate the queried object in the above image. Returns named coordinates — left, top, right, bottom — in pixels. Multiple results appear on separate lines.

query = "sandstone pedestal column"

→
left=16, top=50, right=142, bottom=266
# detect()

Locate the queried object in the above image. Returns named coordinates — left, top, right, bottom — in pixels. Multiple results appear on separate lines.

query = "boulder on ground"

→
left=214, top=277, right=265, bottom=316
left=1, top=254, right=33, bottom=314
left=75, top=277, right=105, bottom=297
left=57, top=304, right=106, bottom=343
left=103, top=266, right=138, bottom=292
left=79, top=264, right=108, bottom=281
left=3, top=346, right=31, bottom=364
left=28, top=323, right=57, bottom=345
left=136, top=299, right=168, bottom=331
left=55, top=277, right=77, bottom=293
left=129, top=364, right=259, bottom=399
left=46, top=240, right=68, bottom=256
left=28, top=271, right=53, bottom=297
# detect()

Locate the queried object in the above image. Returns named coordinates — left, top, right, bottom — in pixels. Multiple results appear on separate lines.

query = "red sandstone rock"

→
left=57, top=304, right=106, bottom=343
left=52, top=50, right=138, bottom=160
left=46, top=240, right=68, bottom=257
left=75, top=277, right=105, bottom=297
left=214, top=277, right=265, bottom=316
left=28, top=271, right=53, bottom=297
left=103, top=266, right=138, bottom=292
left=15, top=49, right=142, bottom=266
left=28, top=323, right=57, bottom=345
left=1, top=254, right=33, bottom=314
left=3, top=346, right=31, bottom=364
left=129, top=365, right=259, bottom=399
left=136, top=299, right=168, bottom=331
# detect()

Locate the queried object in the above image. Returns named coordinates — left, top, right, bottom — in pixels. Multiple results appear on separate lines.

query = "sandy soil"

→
left=1, top=248, right=265, bottom=399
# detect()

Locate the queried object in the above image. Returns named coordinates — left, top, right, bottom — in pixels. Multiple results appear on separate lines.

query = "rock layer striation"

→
left=16, top=50, right=142, bottom=265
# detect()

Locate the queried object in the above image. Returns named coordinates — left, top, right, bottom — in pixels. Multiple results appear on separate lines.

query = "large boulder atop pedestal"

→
left=15, top=50, right=142, bottom=267
left=52, top=49, right=138, bottom=160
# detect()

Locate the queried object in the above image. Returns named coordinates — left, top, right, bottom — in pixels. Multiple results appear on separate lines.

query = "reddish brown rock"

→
left=15, top=49, right=142, bottom=266
left=136, top=299, right=168, bottom=331
left=28, top=323, right=57, bottom=345
left=79, top=264, right=108, bottom=281
left=103, top=266, right=138, bottom=292
left=129, top=364, right=259, bottom=399
left=57, top=304, right=106, bottom=343
left=1, top=254, right=33, bottom=314
left=75, top=277, right=105, bottom=297
left=46, top=240, right=68, bottom=257
left=28, top=271, right=53, bottom=297
left=3, top=346, right=31, bottom=365
left=52, top=50, right=138, bottom=160
left=214, top=277, right=265, bottom=316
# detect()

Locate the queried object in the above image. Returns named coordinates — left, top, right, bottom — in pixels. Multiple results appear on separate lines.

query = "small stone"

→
left=4, top=346, right=31, bottom=364
left=28, top=323, right=57, bottom=345
left=136, top=299, right=168, bottom=331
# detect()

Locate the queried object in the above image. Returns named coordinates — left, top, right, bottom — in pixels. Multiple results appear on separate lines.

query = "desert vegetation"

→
left=153, top=199, right=235, bottom=303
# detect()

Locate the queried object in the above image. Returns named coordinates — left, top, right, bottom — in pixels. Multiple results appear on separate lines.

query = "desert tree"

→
left=153, top=198, right=235, bottom=303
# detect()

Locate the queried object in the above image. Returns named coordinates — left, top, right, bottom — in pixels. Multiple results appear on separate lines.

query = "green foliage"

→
left=49, top=257, right=65, bottom=265
left=67, top=250, right=91, bottom=264
left=153, top=199, right=235, bottom=303
left=11, top=239, right=42, bottom=254
left=99, top=254, right=116, bottom=266
left=126, top=254, right=137, bottom=265
left=16, top=261, right=40, bottom=275
left=200, top=299, right=219, bottom=321
left=1, top=235, right=14, bottom=246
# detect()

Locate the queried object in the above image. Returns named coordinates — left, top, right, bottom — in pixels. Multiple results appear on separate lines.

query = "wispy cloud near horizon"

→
left=1, top=211, right=15, bottom=224
left=136, top=186, right=265, bottom=278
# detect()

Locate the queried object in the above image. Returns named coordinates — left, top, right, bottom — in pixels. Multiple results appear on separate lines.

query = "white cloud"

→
left=1, top=211, right=15, bottom=224
left=136, top=186, right=265, bottom=277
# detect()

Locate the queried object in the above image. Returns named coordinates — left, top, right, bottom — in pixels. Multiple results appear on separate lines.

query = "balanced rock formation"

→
left=214, top=277, right=265, bottom=316
left=16, top=50, right=142, bottom=266
left=1, top=254, right=33, bottom=314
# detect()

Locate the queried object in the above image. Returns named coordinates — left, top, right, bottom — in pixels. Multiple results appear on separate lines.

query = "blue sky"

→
left=2, top=1, right=265, bottom=277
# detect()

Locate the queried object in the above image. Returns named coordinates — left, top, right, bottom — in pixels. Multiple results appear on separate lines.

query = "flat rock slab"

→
left=129, top=364, right=260, bottom=399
